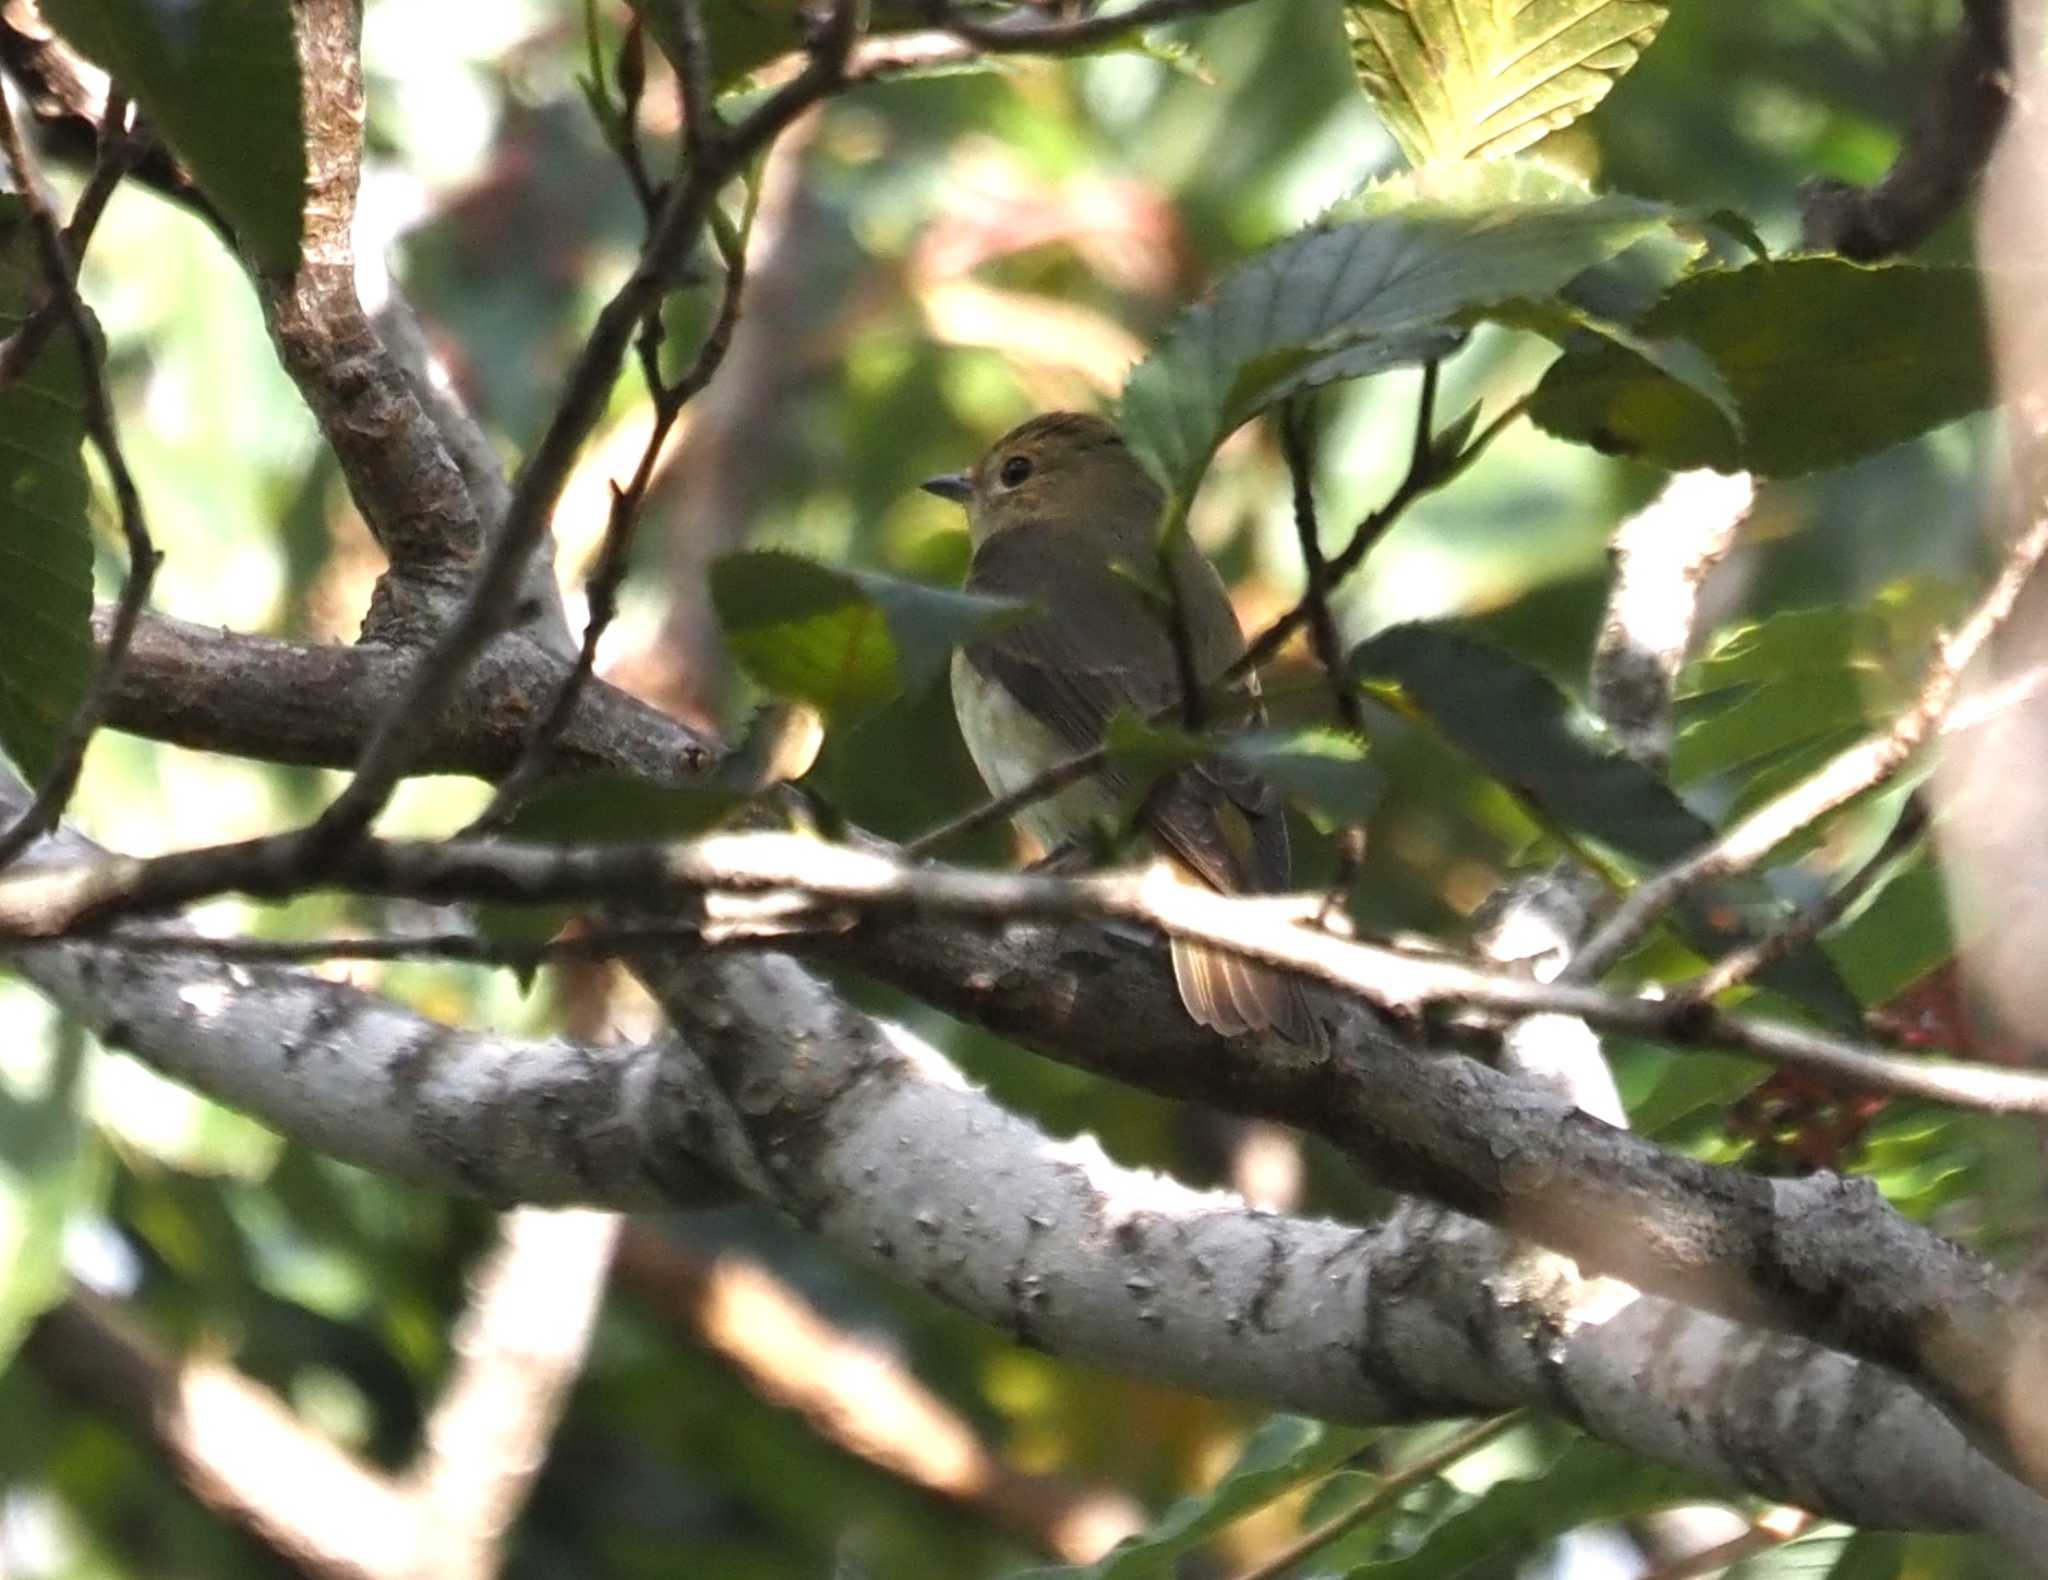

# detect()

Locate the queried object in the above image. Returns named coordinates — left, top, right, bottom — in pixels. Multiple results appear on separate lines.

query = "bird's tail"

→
left=1171, top=935, right=1325, bottom=1053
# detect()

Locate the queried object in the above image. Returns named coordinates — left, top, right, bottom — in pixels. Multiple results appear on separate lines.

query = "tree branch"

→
left=1570, top=491, right=2048, bottom=982
left=5, top=774, right=2044, bottom=1541
left=89, top=607, right=712, bottom=785
left=1799, top=0, right=2011, bottom=259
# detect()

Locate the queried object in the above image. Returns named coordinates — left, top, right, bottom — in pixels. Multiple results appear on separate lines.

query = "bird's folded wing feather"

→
left=962, top=523, right=1291, bottom=895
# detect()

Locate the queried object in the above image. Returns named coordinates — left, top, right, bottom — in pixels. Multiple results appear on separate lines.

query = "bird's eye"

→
left=998, top=455, right=1034, bottom=488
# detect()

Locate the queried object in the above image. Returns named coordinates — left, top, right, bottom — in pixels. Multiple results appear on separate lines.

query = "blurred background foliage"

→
left=0, top=0, right=2028, bottom=1575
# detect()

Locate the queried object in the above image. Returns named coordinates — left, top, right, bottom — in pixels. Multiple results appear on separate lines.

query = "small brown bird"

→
left=924, top=412, right=1322, bottom=1049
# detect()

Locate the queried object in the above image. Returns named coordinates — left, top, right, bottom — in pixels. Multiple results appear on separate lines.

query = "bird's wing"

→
left=963, top=524, right=1290, bottom=895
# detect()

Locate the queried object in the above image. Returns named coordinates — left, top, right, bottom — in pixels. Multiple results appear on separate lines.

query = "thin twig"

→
left=1682, top=795, right=1928, bottom=1005
left=927, top=0, right=1262, bottom=52
left=303, top=0, right=857, bottom=857
left=0, top=90, right=139, bottom=388
left=1226, top=1413, right=1522, bottom=1580
left=48, top=924, right=707, bottom=968
left=1279, top=401, right=1365, bottom=739
left=469, top=144, right=759, bottom=834
left=1638, top=1511, right=1812, bottom=1580
left=1279, top=398, right=1369, bottom=919
left=0, top=84, right=160, bottom=871
left=1569, top=499, right=2048, bottom=983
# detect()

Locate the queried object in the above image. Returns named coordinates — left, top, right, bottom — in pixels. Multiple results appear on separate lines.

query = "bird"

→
left=923, top=411, right=1323, bottom=1051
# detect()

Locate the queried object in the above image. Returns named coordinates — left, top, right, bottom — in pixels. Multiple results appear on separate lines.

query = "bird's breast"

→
left=950, top=649, right=1120, bottom=854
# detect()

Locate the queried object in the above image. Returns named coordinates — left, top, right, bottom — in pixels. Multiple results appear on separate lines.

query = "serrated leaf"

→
left=1531, top=259, right=1991, bottom=476
left=1674, top=588, right=1960, bottom=792
left=39, top=0, right=304, bottom=272
left=1329, top=1437, right=1697, bottom=1576
left=1351, top=622, right=1864, bottom=1020
left=711, top=550, right=1027, bottom=724
left=1118, top=160, right=1671, bottom=506
left=1006, top=1416, right=1367, bottom=1580
left=0, top=200, right=94, bottom=788
left=1343, top=0, right=1668, bottom=166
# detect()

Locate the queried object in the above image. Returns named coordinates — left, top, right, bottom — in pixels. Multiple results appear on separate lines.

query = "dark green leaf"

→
left=1482, top=296, right=1739, bottom=439
left=1005, top=1415, right=1367, bottom=1580
left=497, top=771, right=746, bottom=847
left=711, top=549, right=1027, bottom=723
left=0, top=199, right=94, bottom=787
left=1231, top=726, right=1382, bottom=828
left=1118, top=161, right=1672, bottom=505
left=39, top=0, right=304, bottom=272
left=1351, top=622, right=1863, bottom=1020
left=1673, top=672, right=1869, bottom=785
left=1628, top=1045, right=1768, bottom=1135
left=0, top=1024, right=102, bottom=1368
left=1105, top=716, right=1381, bottom=830
left=1343, top=0, right=1668, bottom=166
left=1331, top=1437, right=1698, bottom=1576
left=1531, top=259, right=1991, bottom=476
left=1827, top=852, right=1951, bottom=1008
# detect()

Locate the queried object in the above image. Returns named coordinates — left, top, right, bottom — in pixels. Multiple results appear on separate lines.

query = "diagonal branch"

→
left=1569, top=494, right=2048, bottom=983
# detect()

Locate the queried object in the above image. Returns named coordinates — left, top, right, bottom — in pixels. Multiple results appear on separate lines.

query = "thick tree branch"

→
left=403, top=1210, right=621, bottom=1580
left=5, top=774, right=2042, bottom=1542
left=90, top=607, right=711, bottom=784
left=1590, top=469, right=1753, bottom=775
left=1799, top=0, right=2011, bottom=259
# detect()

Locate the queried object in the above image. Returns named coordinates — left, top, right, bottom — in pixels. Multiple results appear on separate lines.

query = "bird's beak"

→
left=920, top=472, right=973, bottom=504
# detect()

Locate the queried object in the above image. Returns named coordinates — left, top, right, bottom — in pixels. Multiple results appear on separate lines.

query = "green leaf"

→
left=1531, top=259, right=1991, bottom=476
left=1481, top=296, right=1740, bottom=441
left=1628, top=1046, right=1768, bottom=1136
left=711, top=550, right=1027, bottom=724
left=1673, top=672, right=1870, bottom=786
left=1727, top=1527, right=1901, bottom=1579
left=1005, top=1415, right=1368, bottom=1580
left=1675, top=587, right=1960, bottom=794
left=1329, top=1437, right=1698, bottom=1576
left=0, top=1023, right=102, bottom=1369
left=1118, top=160, right=1671, bottom=506
left=1105, top=716, right=1382, bottom=831
left=1351, top=622, right=1863, bottom=1021
left=1827, top=852, right=1951, bottom=1008
left=0, top=200, right=94, bottom=788
left=38, top=0, right=304, bottom=272
left=1233, top=727, right=1383, bottom=829
left=1343, top=0, right=1668, bottom=166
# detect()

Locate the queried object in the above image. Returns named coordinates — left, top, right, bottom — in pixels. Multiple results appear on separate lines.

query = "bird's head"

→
left=922, top=411, right=1163, bottom=547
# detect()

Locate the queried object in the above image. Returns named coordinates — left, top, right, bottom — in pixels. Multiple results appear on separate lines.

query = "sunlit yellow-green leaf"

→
left=1344, top=0, right=1668, bottom=166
